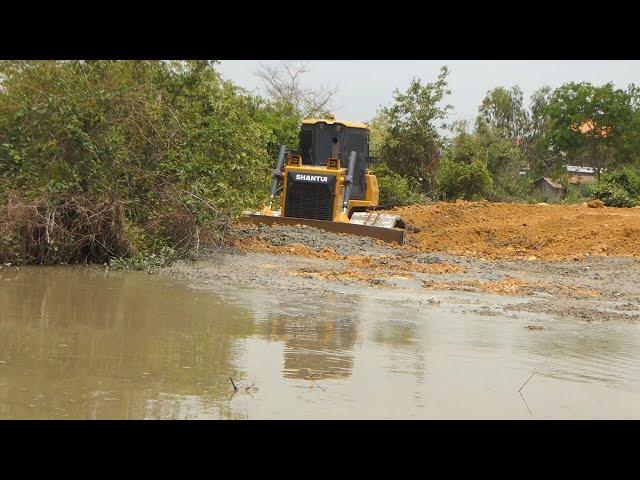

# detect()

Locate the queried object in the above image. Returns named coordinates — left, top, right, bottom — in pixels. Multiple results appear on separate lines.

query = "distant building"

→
left=566, top=165, right=600, bottom=184
left=533, top=177, right=564, bottom=200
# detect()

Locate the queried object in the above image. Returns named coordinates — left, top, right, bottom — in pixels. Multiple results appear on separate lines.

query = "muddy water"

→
left=1, top=266, right=640, bottom=419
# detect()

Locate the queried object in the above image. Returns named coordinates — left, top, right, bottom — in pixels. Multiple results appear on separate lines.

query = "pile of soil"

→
left=394, top=201, right=640, bottom=260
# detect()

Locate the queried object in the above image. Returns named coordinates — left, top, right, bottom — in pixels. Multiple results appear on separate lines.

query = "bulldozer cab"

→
left=298, top=117, right=369, bottom=200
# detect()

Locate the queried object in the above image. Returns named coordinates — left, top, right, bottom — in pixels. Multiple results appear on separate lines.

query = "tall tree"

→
left=528, top=86, right=553, bottom=140
left=255, top=61, right=338, bottom=117
left=616, top=83, right=640, bottom=166
left=368, top=110, right=391, bottom=157
left=524, top=86, right=564, bottom=176
left=543, top=82, right=635, bottom=178
left=380, top=66, right=452, bottom=191
left=476, top=86, right=529, bottom=142
left=437, top=124, right=525, bottom=201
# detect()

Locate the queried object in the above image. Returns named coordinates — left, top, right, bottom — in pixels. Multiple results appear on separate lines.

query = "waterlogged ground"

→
left=1, top=259, right=640, bottom=419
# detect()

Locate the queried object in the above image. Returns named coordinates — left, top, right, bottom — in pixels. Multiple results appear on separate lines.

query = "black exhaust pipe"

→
left=268, top=145, right=287, bottom=209
left=341, top=150, right=357, bottom=216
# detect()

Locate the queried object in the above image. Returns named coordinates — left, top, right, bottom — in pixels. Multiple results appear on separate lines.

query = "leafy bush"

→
left=591, top=167, right=640, bottom=207
left=435, top=127, right=525, bottom=201
left=371, top=161, right=426, bottom=207
left=435, top=157, right=493, bottom=201
left=0, top=61, right=297, bottom=265
left=557, top=180, right=591, bottom=204
left=593, top=183, right=636, bottom=207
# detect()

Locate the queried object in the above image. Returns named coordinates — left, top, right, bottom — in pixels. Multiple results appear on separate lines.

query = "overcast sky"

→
left=217, top=60, right=640, bottom=126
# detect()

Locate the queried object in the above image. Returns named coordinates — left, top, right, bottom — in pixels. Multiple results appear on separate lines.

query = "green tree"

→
left=371, top=161, right=426, bottom=208
left=436, top=123, right=525, bottom=201
left=476, top=86, right=529, bottom=142
left=368, top=110, right=391, bottom=157
left=616, top=83, right=640, bottom=167
left=380, top=66, right=452, bottom=191
left=435, top=129, right=493, bottom=200
left=474, top=124, right=527, bottom=199
left=251, top=99, right=300, bottom=157
left=366, top=110, right=424, bottom=207
left=525, top=86, right=564, bottom=176
left=528, top=86, right=553, bottom=140
left=543, top=82, right=635, bottom=179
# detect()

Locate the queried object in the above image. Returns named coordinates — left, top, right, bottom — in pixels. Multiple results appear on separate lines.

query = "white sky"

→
left=217, top=60, right=640, bottom=125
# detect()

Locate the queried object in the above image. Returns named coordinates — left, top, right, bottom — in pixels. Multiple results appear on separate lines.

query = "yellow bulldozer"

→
left=244, top=115, right=406, bottom=244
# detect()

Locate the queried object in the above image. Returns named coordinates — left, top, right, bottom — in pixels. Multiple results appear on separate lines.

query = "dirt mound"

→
left=394, top=201, right=640, bottom=260
left=231, top=201, right=640, bottom=262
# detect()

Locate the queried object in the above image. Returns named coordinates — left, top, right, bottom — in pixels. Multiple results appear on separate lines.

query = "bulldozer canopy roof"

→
left=301, top=118, right=369, bottom=130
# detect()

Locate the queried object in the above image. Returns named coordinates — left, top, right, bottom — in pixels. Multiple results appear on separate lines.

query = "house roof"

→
left=571, top=120, right=610, bottom=137
left=535, top=177, right=564, bottom=190
left=567, top=165, right=596, bottom=174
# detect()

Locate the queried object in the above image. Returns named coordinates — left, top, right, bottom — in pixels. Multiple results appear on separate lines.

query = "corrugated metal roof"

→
left=567, top=165, right=596, bottom=174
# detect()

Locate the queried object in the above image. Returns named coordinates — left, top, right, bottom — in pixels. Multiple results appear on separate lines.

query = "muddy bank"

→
left=163, top=224, right=640, bottom=324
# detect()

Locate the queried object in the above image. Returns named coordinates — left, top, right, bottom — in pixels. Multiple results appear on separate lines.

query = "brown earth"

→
left=165, top=215, right=640, bottom=323
left=346, top=255, right=464, bottom=274
left=392, top=200, right=640, bottom=260
left=231, top=238, right=345, bottom=260
left=282, top=256, right=463, bottom=287
left=285, top=266, right=405, bottom=286
left=422, top=277, right=601, bottom=298
left=179, top=202, right=640, bottom=324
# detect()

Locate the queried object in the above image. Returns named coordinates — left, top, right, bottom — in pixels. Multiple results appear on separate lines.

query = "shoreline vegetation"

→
left=0, top=61, right=283, bottom=266
left=2, top=60, right=640, bottom=267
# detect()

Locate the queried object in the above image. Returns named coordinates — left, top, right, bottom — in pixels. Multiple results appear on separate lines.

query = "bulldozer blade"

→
left=241, top=215, right=406, bottom=245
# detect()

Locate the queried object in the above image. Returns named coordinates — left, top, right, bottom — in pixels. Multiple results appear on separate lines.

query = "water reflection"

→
left=0, top=266, right=254, bottom=419
left=234, top=289, right=363, bottom=380
left=262, top=314, right=358, bottom=380
left=2, top=266, right=640, bottom=419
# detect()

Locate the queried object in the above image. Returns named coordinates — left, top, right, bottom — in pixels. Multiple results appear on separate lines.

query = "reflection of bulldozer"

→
left=266, top=315, right=360, bottom=380
left=245, top=115, right=406, bottom=244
